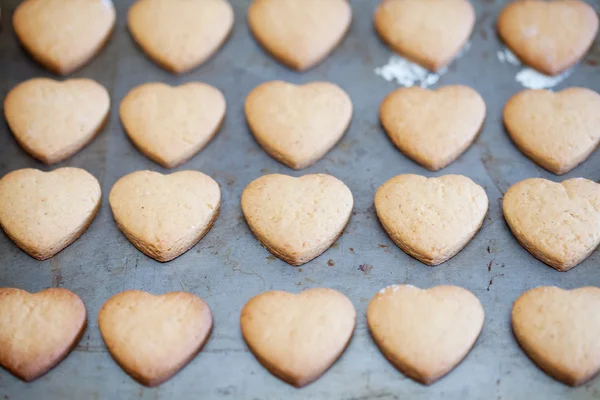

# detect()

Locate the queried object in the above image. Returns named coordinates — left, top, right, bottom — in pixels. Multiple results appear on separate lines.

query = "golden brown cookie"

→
left=380, top=85, right=486, bottom=171
left=497, top=0, right=599, bottom=76
left=13, top=0, right=116, bottom=75
left=4, top=78, right=110, bottom=165
left=240, top=288, right=356, bottom=387
left=504, top=87, right=600, bottom=175
left=99, top=290, right=213, bottom=387
left=503, top=178, right=600, bottom=271
left=245, top=81, right=352, bottom=169
left=0, top=288, right=86, bottom=381
left=374, top=0, right=475, bottom=71
left=248, top=0, right=352, bottom=71
left=513, top=286, right=600, bottom=386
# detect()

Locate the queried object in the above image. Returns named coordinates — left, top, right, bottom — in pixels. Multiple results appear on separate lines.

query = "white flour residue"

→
left=497, top=47, right=573, bottom=89
left=375, top=57, right=447, bottom=88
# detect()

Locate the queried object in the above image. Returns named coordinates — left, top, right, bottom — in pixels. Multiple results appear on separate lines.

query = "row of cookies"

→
left=2, top=285, right=598, bottom=388
left=1, top=168, right=599, bottom=272
left=6, top=78, right=600, bottom=174
left=12, top=0, right=599, bottom=76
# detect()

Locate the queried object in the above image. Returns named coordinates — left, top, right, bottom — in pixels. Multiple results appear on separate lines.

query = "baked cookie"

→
left=109, top=171, right=221, bottom=262
left=240, top=288, right=356, bottom=387
left=4, top=78, right=110, bottom=165
left=245, top=81, right=353, bottom=170
left=503, top=178, right=600, bottom=271
left=513, top=286, right=600, bottom=386
left=368, top=285, right=484, bottom=385
left=380, top=85, right=486, bottom=170
left=374, top=0, right=475, bottom=71
left=128, top=0, right=234, bottom=74
left=0, top=288, right=86, bottom=381
left=120, top=82, right=226, bottom=168
left=497, top=0, right=599, bottom=76
left=374, top=175, right=488, bottom=265
left=0, top=168, right=101, bottom=260
left=13, top=0, right=116, bottom=75
left=248, top=0, right=352, bottom=71
left=241, top=174, right=353, bottom=266
left=504, top=87, right=600, bottom=175
left=99, top=290, right=212, bottom=387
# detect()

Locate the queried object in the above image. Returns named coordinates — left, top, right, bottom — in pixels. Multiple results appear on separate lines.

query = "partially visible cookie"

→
left=241, top=174, right=353, bottom=266
left=374, top=175, right=488, bottom=265
left=374, top=0, right=475, bottom=71
left=248, top=0, right=352, bottom=71
left=503, top=178, right=600, bottom=271
left=245, top=81, right=353, bottom=170
left=0, top=168, right=101, bottom=260
left=109, top=170, right=221, bottom=262
left=13, top=0, right=116, bottom=75
left=0, top=288, right=86, bottom=381
left=512, top=286, right=600, bottom=386
left=128, top=0, right=234, bottom=74
left=368, top=285, right=484, bottom=385
left=4, top=78, right=110, bottom=165
left=504, top=87, right=600, bottom=175
left=99, top=290, right=213, bottom=387
left=240, top=288, right=356, bottom=387
left=380, top=85, right=486, bottom=170
left=120, top=82, right=226, bottom=168
left=497, top=0, right=599, bottom=76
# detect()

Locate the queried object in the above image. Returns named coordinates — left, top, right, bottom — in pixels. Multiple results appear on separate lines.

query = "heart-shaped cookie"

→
left=98, top=290, right=212, bottom=387
left=248, top=0, right=352, bottom=71
left=503, top=178, right=600, bottom=271
left=380, top=86, right=486, bottom=171
left=374, top=175, right=488, bottom=265
left=245, top=81, right=353, bottom=170
left=109, top=171, right=221, bottom=262
left=504, top=88, right=600, bottom=175
left=240, top=288, right=356, bottom=387
left=512, top=286, right=600, bottom=386
left=0, top=168, right=101, bottom=260
left=241, top=174, right=353, bottom=266
left=128, top=0, right=234, bottom=74
left=13, top=0, right=116, bottom=75
left=120, top=83, right=226, bottom=168
left=368, top=285, right=484, bottom=385
left=4, top=78, right=110, bottom=165
left=374, top=0, right=475, bottom=71
left=0, top=288, right=86, bottom=381
left=498, top=0, right=599, bottom=76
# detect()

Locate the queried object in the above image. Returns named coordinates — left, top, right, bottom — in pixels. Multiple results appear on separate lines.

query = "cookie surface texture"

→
left=503, top=178, right=600, bottom=271
left=98, top=290, right=213, bottom=387
left=497, top=0, right=599, bottom=76
left=109, top=170, right=221, bottom=262
left=240, top=288, right=356, bottom=387
left=504, top=88, right=600, bottom=175
left=241, top=174, right=353, bottom=266
left=0, top=168, right=101, bottom=260
left=368, top=285, right=484, bottom=385
left=248, top=0, right=352, bottom=71
left=0, top=288, right=86, bottom=381
left=380, top=85, right=486, bottom=171
left=512, top=286, right=600, bottom=386
left=128, top=0, right=234, bottom=73
left=4, top=78, right=110, bottom=165
left=374, top=0, right=475, bottom=71
left=120, top=82, right=226, bottom=168
left=245, top=81, right=353, bottom=170
left=13, top=0, right=116, bottom=75
left=374, top=174, right=488, bottom=265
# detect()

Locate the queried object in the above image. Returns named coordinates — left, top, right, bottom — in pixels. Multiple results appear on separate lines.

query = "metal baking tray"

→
left=1, top=0, right=600, bottom=399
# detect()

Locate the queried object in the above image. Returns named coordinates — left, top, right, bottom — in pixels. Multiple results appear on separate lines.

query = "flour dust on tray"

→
left=497, top=47, right=573, bottom=90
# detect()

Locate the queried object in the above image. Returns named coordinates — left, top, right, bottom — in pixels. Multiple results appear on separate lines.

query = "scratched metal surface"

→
left=1, top=0, right=600, bottom=399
